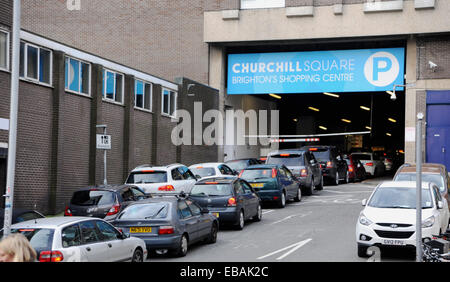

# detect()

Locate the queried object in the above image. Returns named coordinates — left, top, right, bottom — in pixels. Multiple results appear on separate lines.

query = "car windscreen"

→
left=118, top=203, right=169, bottom=219
left=190, top=167, right=216, bottom=178
left=11, top=228, right=55, bottom=255
left=225, top=160, right=249, bottom=172
left=309, top=149, right=330, bottom=161
left=241, top=169, right=274, bottom=180
left=190, top=184, right=233, bottom=196
left=368, top=187, right=433, bottom=209
left=352, top=154, right=371, bottom=161
left=71, top=190, right=115, bottom=206
left=266, top=154, right=303, bottom=166
left=126, top=171, right=168, bottom=184
left=394, top=173, right=445, bottom=192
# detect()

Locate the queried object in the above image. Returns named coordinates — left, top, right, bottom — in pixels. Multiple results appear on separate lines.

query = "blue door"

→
left=426, top=91, right=450, bottom=170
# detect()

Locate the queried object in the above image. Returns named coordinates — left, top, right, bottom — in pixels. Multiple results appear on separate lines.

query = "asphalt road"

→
left=147, top=175, right=417, bottom=262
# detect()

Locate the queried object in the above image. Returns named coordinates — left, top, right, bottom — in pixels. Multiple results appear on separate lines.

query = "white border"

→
left=161, top=87, right=177, bottom=118
left=102, top=68, right=125, bottom=105
left=134, top=79, right=153, bottom=112
left=20, top=41, right=53, bottom=87
left=21, top=30, right=178, bottom=91
left=65, top=55, right=91, bottom=97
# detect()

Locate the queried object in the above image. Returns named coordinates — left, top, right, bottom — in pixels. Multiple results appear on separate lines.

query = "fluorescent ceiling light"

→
left=269, top=93, right=282, bottom=99
left=323, top=92, right=340, bottom=98
left=319, top=126, right=327, bottom=131
left=360, top=106, right=371, bottom=111
left=386, top=133, right=392, bottom=136
left=341, top=119, right=351, bottom=123
left=308, top=106, right=320, bottom=112
left=388, top=118, right=397, bottom=123
left=365, top=126, right=372, bottom=130
left=293, top=118, right=298, bottom=122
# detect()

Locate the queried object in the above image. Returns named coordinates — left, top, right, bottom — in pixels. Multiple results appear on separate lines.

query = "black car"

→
left=112, top=196, right=219, bottom=257
left=240, top=164, right=301, bottom=208
left=189, top=177, right=262, bottom=230
left=301, top=145, right=348, bottom=185
left=225, top=158, right=261, bottom=174
left=64, top=184, right=149, bottom=220
left=0, top=209, right=45, bottom=225
left=266, top=149, right=323, bottom=196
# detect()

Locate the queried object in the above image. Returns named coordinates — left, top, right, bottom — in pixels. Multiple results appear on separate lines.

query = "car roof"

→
left=189, top=162, right=224, bottom=168
left=225, top=158, right=256, bottom=162
left=301, top=145, right=335, bottom=149
left=73, top=184, right=139, bottom=192
left=246, top=164, right=279, bottom=169
left=131, top=163, right=185, bottom=172
left=267, top=149, right=306, bottom=155
left=196, top=177, right=237, bottom=184
left=378, top=181, right=434, bottom=189
left=397, top=163, right=444, bottom=174
left=10, top=216, right=96, bottom=229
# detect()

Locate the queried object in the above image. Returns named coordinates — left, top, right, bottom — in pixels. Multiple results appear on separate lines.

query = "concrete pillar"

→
left=404, top=37, right=417, bottom=163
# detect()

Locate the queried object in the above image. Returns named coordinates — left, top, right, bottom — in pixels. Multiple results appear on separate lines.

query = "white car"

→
left=125, top=163, right=197, bottom=194
left=351, top=152, right=385, bottom=177
left=188, top=162, right=237, bottom=179
left=8, top=217, right=147, bottom=262
left=356, top=181, right=450, bottom=257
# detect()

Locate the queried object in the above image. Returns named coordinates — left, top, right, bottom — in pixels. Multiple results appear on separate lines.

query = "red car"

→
left=344, top=155, right=366, bottom=182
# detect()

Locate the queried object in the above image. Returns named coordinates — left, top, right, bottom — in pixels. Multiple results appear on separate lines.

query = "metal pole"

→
left=103, top=127, right=107, bottom=185
left=416, top=112, right=424, bottom=262
left=2, top=0, right=21, bottom=238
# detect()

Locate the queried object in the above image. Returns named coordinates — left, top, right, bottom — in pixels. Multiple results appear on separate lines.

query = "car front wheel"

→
left=131, top=248, right=144, bottom=262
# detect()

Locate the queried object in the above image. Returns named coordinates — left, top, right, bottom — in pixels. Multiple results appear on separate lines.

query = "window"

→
left=241, top=0, right=285, bottom=9
left=186, top=200, right=202, bottom=216
left=0, top=30, right=9, bottom=71
left=62, top=224, right=82, bottom=248
left=171, top=168, right=183, bottom=181
left=80, top=221, right=101, bottom=244
left=102, top=69, right=124, bottom=104
left=135, top=79, right=152, bottom=111
left=95, top=220, right=120, bottom=241
left=178, top=200, right=193, bottom=219
left=65, top=57, right=90, bottom=95
left=19, top=42, right=52, bottom=85
left=162, top=88, right=177, bottom=116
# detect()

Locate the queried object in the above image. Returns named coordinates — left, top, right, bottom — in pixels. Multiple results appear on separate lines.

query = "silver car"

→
left=6, top=216, right=147, bottom=262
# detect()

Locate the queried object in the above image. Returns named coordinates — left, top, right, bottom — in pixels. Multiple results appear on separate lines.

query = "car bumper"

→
left=356, top=223, right=437, bottom=248
left=130, top=234, right=182, bottom=251
left=321, top=168, right=336, bottom=179
left=256, top=190, right=282, bottom=203
left=208, top=207, right=240, bottom=224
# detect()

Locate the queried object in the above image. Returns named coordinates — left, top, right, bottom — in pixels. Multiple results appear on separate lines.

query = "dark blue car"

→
left=239, top=164, right=301, bottom=208
left=111, top=196, right=219, bottom=257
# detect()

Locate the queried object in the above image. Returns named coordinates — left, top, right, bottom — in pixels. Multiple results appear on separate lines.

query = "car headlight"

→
left=422, top=216, right=435, bottom=228
left=359, top=213, right=373, bottom=226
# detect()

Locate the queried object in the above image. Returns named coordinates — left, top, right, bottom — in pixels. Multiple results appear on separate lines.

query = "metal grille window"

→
left=135, top=79, right=152, bottom=111
left=19, top=41, right=52, bottom=85
left=162, top=88, right=177, bottom=117
left=65, top=57, right=90, bottom=95
left=0, top=30, right=8, bottom=71
left=102, top=69, right=124, bottom=104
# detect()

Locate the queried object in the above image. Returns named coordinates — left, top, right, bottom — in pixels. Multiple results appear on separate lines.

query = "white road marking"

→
left=270, top=211, right=312, bottom=225
left=257, top=238, right=312, bottom=260
left=262, top=209, right=275, bottom=215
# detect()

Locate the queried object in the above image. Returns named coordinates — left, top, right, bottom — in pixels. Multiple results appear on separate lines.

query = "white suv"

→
left=125, top=164, right=197, bottom=194
left=356, top=181, right=450, bottom=257
left=351, top=152, right=385, bottom=177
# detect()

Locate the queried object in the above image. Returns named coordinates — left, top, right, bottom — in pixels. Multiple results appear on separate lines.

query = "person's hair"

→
left=0, top=233, right=37, bottom=262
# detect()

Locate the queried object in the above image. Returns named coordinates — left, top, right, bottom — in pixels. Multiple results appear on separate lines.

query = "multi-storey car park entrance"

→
left=224, top=40, right=406, bottom=167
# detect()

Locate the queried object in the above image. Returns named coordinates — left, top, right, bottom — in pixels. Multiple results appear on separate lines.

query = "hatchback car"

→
left=344, top=155, right=366, bottom=182
left=4, top=217, right=147, bottom=262
left=301, top=145, right=348, bottom=185
left=356, top=181, right=449, bottom=257
left=189, top=177, right=261, bottom=230
left=189, top=162, right=237, bottom=179
left=240, top=164, right=301, bottom=208
left=125, top=163, right=197, bottom=194
left=0, top=209, right=45, bottom=225
left=351, top=152, right=385, bottom=177
left=266, top=149, right=323, bottom=196
left=393, top=163, right=450, bottom=212
left=64, top=184, right=149, bottom=221
left=111, top=196, right=219, bottom=257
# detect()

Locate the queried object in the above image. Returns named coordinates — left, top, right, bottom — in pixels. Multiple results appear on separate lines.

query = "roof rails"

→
left=134, top=164, right=153, bottom=170
left=166, top=163, right=185, bottom=168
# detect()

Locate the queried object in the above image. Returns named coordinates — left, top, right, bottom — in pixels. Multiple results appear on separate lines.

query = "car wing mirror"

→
left=201, top=207, right=210, bottom=214
left=438, top=201, right=444, bottom=209
left=362, top=199, right=367, bottom=206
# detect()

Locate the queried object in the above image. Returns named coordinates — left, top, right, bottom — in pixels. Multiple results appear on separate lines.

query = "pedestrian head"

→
left=0, top=233, right=37, bottom=262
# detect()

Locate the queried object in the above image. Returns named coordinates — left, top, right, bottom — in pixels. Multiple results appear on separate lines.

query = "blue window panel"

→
left=106, top=71, right=115, bottom=100
left=135, top=80, right=144, bottom=108
left=65, top=58, right=69, bottom=89
left=80, top=62, right=90, bottom=94
left=69, top=58, right=80, bottom=92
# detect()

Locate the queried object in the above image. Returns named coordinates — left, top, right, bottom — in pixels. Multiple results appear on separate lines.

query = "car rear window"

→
left=191, top=183, right=233, bottom=196
left=266, top=154, right=304, bottom=166
left=118, top=203, right=169, bottom=219
left=308, top=148, right=330, bottom=161
left=126, top=171, right=168, bottom=184
left=241, top=169, right=274, bottom=180
left=190, top=167, right=216, bottom=178
left=352, top=154, right=371, bottom=160
left=71, top=190, right=115, bottom=206
left=11, top=228, right=55, bottom=254
left=226, top=160, right=249, bottom=172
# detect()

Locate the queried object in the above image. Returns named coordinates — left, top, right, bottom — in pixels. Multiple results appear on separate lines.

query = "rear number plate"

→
left=130, top=227, right=152, bottom=233
left=212, top=213, right=219, bottom=218
left=250, top=183, right=263, bottom=188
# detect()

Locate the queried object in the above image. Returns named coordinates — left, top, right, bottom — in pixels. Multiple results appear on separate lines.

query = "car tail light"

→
left=158, top=226, right=175, bottom=235
left=273, top=196, right=279, bottom=200
left=272, top=168, right=277, bottom=178
left=64, top=206, right=72, bottom=216
left=300, top=169, right=307, bottom=177
left=326, top=161, right=333, bottom=168
left=107, top=202, right=121, bottom=216
left=39, top=251, right=64, bottom=262
left=348, top=165, right=354, bottom=172
left=366, top=162, right=373, bottom=166
left=158, top=185, right=175, bottom=191
left=227, top=197, right=237, bottom=207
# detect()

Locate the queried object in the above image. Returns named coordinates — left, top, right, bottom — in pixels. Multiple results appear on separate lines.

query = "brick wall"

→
left=0, top=0, right=12, bottom=27
left=417, top=35, right=450, bottom=80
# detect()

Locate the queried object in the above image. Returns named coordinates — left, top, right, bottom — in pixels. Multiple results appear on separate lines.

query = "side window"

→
left=284, top=168, right=294, bottom=180
left=181, top=167, right=196, bottom=180
left=171, top=168, right=183, bottom=181
left=223, top=165, right=235, bottom=175
left=130, top=187, right=146, bottom=199
left=433, top=186, right=442, bottom=202
left=178, top=200, right=193, bottom=219
left=95, top=220, right=120, bottom=241
left=186, top=200, right=202, bottom=216
left=218, top=165, right=226, bottom=175
left=240, top=180, right=253, bottom=194
left=62, top=224, right=82, bottom=248
left=278, top=167, right=287, bottom=178
left=234, top=181, right=245, bottom=196
left=120, top=188, right=134, bottom=202
left=79, top=221, right=101, bottom=244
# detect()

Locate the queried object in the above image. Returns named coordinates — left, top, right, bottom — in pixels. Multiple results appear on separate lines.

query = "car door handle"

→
left=108, top=243, right=112, bottom=248
left=86, top=247, right=91, bottom=252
